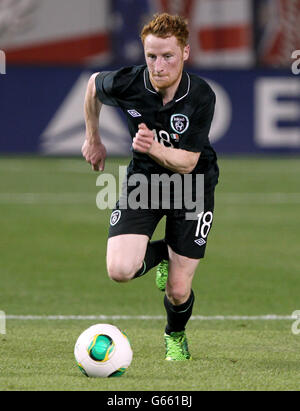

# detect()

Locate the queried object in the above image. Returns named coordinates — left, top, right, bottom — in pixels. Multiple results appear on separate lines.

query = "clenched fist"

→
left=132, top=123, right=155, bottom=154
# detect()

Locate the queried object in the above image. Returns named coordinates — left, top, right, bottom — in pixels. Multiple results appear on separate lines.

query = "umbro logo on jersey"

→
left=171, top=114, right=189, bottom=134
left=127, top=109, right=142, bottom=118
left=194, top=238, right=206, bottom=247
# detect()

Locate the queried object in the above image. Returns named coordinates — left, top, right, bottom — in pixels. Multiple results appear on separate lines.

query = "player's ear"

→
left=183, top=45, right=190, bottom=62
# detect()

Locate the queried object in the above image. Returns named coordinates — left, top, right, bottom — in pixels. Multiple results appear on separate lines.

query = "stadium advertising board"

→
left=0, top=68, right=299, bottom=155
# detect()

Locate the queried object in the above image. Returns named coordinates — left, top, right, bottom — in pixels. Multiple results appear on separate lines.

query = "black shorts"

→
left=108, top=188, right=216, bottom=259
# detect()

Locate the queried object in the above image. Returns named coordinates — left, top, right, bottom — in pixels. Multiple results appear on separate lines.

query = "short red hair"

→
left=140, top=13, right=189, bottom=49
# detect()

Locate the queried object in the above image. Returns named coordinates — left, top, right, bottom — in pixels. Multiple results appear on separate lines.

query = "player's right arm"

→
left=82, top=73, right=107, bottom=172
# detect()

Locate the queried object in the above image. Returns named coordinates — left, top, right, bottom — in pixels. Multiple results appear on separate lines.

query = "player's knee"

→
left=107, top=265, right=130, bottom=283
left=107, top=261, right=139, bottom=283
left=166, top=284, right=190, bottom=305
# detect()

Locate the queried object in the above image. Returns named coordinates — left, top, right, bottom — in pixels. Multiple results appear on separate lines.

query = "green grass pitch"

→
left=0, top=156, right=300, bottom=391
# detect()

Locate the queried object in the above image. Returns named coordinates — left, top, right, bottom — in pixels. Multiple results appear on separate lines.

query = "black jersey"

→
left=95, top=65, right=219, bottom=190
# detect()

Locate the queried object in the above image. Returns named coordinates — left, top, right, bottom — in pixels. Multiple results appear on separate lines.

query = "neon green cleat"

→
left=164, top=331, right=192, bottom=361
left=156, top=259, right=169, bottom=291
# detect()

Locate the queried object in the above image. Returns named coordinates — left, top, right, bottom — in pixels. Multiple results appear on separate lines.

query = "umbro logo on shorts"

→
left=194, top=238, right=206, bottom=247
left=127, top=109, right=142, bottom=118
left=110, top=210, right=121, bottom=226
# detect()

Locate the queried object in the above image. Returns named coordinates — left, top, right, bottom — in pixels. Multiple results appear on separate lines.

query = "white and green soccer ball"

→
left=74, top=324, right=133, bottom=378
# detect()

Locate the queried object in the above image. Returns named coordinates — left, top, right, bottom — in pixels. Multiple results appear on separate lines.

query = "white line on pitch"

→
left=0, top=193, right=95, bottom=204
left=218, top=193, right=300, bottom=204
left=1, top=192, right=300, bottom=205
left=5, top=315, right=296, bottom=321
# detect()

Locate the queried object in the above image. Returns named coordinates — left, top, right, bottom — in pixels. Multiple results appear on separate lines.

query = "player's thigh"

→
left=106, top=205, right=163, bottom=281
left=106, top=234, right=149, bottom=281
left=108, top=203, right=163, bottom=240
left=165, top=188, right=215, bottom=260
left=166, top=247, right=200, bottom=304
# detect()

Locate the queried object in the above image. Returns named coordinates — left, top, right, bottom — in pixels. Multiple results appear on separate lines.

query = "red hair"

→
left=140, top=13, right=189, bottom=49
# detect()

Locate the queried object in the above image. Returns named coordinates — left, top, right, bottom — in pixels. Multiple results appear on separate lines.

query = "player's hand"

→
left=132, top=123, right=154, bottom=154
left=81, top=139, right=107, bottom=172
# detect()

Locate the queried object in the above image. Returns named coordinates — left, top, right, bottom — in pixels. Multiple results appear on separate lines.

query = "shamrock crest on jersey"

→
left=170, top=114, right=189, bottom=134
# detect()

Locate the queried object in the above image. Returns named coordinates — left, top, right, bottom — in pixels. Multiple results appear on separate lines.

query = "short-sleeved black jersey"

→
left=95, top=65, right=219, bottom=189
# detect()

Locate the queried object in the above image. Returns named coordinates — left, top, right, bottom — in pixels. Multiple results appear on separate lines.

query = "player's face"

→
left=144, top=34, right=190, bottom=92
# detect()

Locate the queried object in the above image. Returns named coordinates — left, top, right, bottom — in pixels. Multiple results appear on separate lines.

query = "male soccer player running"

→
left=82, top=13, right=219, bottom=361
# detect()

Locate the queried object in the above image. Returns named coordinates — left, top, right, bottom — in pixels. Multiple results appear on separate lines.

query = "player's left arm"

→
left=132, top=123, right=200, bottom=174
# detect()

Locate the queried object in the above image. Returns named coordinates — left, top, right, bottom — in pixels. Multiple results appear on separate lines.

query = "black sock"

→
left=164, top=290, right=195, bottom=335
left=134, top=239, right=168, bottom=279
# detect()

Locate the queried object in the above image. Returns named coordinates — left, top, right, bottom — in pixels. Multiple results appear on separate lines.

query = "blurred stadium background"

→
left=0, top=0, right=299, bottom=156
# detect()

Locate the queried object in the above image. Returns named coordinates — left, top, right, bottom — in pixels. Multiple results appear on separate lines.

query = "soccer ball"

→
left=74, top=323, right=133, bottom=378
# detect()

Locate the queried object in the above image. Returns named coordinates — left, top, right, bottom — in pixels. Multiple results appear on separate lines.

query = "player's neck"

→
left=152, top=73, right=183, bottom=106
left=161, top=89, right=176, bottom=106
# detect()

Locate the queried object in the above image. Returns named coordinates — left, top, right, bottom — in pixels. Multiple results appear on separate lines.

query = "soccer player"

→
left=82, top=13, right=219, bottom=361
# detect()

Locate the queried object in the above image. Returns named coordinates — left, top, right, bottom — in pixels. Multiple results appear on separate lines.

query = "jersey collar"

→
left=143, top=67, right=190, bottom=103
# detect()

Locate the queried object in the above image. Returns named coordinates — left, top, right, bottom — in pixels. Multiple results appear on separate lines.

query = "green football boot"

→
left=164, top=331, right=192, bottom=361
left=156, top=259, right=169, bottom=291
